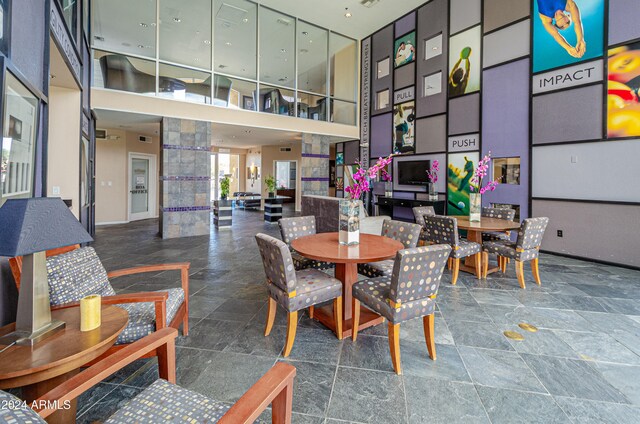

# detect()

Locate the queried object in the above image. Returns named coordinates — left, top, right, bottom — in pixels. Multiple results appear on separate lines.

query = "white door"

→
left=128, top=153, right=157, bottom=221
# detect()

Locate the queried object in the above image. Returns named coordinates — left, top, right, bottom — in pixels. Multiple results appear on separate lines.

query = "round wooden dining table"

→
left=291, top=232, right=404, bottom=339
left=452, top=216, right=520, bottom=276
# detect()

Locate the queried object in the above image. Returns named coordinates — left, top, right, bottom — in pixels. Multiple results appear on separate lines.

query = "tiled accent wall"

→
left=301, top=133, right=330, bottom=196
left=160, top=118, right=212, bottom=239
left=359, top=0, right=640, bottom=267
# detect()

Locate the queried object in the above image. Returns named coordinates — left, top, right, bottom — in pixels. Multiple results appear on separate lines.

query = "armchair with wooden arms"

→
left=0, top=328, right=297, bottom=423
left=9, top=245, right=190, bottom=364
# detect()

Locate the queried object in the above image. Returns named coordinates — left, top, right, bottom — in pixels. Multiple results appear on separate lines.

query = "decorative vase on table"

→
left=426, top=160, right=440, bottom=202
left=384, top=181, right=393, bottom=198
left=342, top=153, right=394, bottom=245
left=339, top=199, right=360, bottom=245
left=469, top=193, right=481, bottom=222
left=428, top=183, right=438, bottom=201
left=469, top=152, right=499, bottom=222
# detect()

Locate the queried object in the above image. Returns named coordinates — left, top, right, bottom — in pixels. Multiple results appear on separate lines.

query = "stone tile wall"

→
left=160, top=118, right=211, bottom=239
left=301, top=133, right=330, bottom=196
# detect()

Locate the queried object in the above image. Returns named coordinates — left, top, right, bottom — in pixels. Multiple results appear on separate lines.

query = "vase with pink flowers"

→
left=425, top=160, right=440, bottom=201
left=341, top=155, right=393, bottom=245
left=468, top=152, right=499, bottom=222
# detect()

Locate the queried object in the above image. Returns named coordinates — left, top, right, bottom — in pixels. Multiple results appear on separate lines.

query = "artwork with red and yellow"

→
left=608, top=42, right=640, bottom=138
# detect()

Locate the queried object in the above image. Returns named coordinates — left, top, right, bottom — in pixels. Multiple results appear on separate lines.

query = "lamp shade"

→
left=0, top=198, right=93, bottom=257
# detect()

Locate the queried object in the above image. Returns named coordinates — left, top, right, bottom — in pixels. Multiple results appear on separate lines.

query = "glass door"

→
left=129, top=153, right=156, bottom=221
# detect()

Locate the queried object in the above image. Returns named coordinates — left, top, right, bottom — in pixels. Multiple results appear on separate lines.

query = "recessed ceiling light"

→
left=242, top=18, right=249, bottom=23
left=226, top=42, right=232, bottom=46
left=204, top=40, right=211, bottom=45
left=173, top=17, right=181, bottom=23
left=309, top=40, right=313, bottom=43
left=139, top=22, right=148, bottom=27
left=344, top=8, right=352, bottom=18
left=280, top=48, right=287, bottom=53
left=302, top=31, right=308, bottom=36
left=432, top=46, right=438, bottom=50
left=150, top=22, right=157, bottom=27
left=138, top=44, right=145, bottom=48
left=50, top=74, right=56, bottom=79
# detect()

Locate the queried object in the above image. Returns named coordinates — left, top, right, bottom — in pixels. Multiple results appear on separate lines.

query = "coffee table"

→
left=291, top=232, right=404, bottom=339
left=0, top=305, right=128, bottom=423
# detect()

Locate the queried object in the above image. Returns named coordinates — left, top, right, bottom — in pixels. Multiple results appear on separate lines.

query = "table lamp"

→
left=0, top=198, right=93, bottom=346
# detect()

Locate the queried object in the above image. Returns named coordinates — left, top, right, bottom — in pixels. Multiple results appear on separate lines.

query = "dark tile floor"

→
left=77, top=208, right=640, bottom=423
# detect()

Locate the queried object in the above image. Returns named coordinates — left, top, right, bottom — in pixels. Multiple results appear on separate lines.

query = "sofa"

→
left=301, top=195, right=390, bottom=235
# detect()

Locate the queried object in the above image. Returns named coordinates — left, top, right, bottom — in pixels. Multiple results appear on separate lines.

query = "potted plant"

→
left=469, top=152, right=499, bottom=221
left=342, top=154, right=393, bottom=245
left=220, top=176, right=230, bottom=200
left=264, top=175, right=277, bottom=198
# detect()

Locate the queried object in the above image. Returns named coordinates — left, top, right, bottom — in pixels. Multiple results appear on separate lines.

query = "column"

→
left=160, top=118, right=211, bottom=239
left=301, top=133, right=330, bottom=196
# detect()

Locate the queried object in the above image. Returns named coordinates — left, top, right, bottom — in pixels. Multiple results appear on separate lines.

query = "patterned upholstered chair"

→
left=412, top=206, right=436, bottom=245
left=2, top=328, right=297, bottom=424
left=10, top=246, right=189, bottom=363
left=481, top=206, right=516, bottom=242
left=278, top=216, right=333, bottom=271
left=256, top=233, right=343, bottom=356
left=424, top=215, right=482, bottom=284
left=483, top=217, right=549, bottom=289
left=358, top=219, right=422, bottom=278
left=352, top=244, right=451, bottom=374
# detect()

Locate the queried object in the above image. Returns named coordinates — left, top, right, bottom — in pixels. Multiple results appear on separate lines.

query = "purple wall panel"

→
left=609, top=0, right=640, bottom=46
left=370, top=113, right=393, bottom=157
left=395, top=12, right=416, bottom=36
left=482, top=58, right=530, bottom=220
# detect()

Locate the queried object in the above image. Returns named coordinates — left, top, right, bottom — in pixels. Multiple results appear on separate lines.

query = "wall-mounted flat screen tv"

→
left=397, top=160, right=431, bottom=185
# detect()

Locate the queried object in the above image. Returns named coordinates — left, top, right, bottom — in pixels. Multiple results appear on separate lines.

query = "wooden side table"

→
left=0, top=305, right=128, bottom=424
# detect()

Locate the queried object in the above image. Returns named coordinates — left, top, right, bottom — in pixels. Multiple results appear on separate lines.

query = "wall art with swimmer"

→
left=532, top=0, right=604, bottom=73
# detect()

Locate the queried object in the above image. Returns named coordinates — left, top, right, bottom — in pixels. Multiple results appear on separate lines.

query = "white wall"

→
left=47, top=86, right=81, bottom=217
left=95, top=129, right=160, bottom=224
left=532, top=139, right=640, bottom=202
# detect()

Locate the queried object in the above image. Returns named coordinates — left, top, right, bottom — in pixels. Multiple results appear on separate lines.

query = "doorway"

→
left=128, top=152, right=157, bottom=221
left=211, top=153, right=240, bottom=200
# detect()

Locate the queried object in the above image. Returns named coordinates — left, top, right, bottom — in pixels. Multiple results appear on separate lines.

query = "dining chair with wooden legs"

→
left=412, top=206, right=436, bottom=246
left=351, top=244, right=451, bottom=374
left=424, top=216, right=482, bottom=284
left=256, top=234, right=344, bottom=356
left=483, top=217, right=549, bottom=288
left=358, top=219, right=422, bottom=278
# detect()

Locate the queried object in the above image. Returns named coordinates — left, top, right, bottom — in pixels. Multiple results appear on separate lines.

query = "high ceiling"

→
left=258, top=0, right=426, bottom=39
